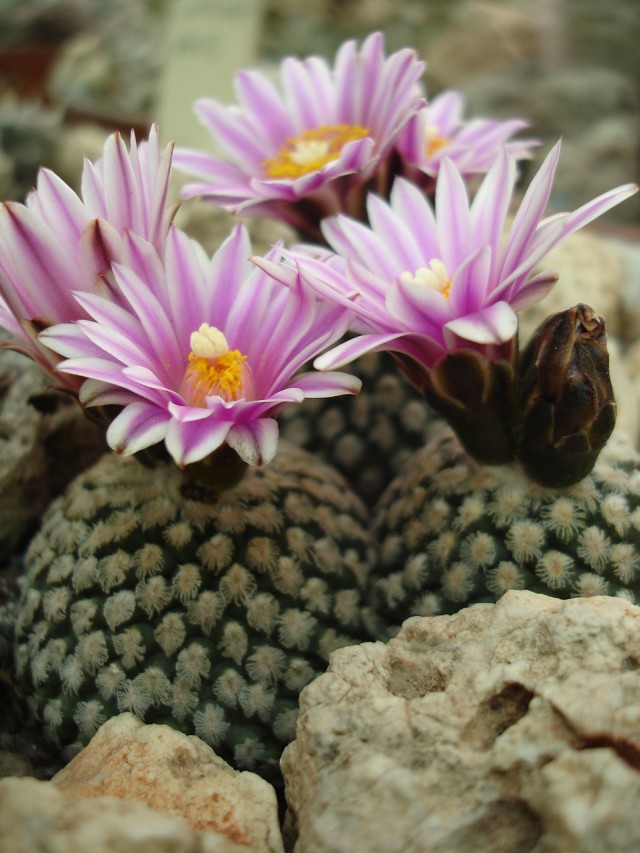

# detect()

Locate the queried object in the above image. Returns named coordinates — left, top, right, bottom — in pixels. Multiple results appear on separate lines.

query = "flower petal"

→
left=443, top=301, right=518, bottom=346
left=292, top=370, right=362, bottom=397
left=106, top=402, right=171, bottom=456
left=165, top=414, right=232, bottom=466
left=226, top=418, right=279, bottom=466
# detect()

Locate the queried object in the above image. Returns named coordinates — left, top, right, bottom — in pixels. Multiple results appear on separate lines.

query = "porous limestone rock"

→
left=53, top=713, right=283, bottom=850
left=282, top=590, right=640, bottom=852
left=518, top=230, right=624, bottom=344
left=0, top=776, right=256, bottom=852
left=0, top=347, right=105, bottom=553
left=0, top=713, right=284, bottom=852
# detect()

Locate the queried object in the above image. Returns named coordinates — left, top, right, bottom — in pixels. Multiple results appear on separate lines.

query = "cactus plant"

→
left=371, top=425, right=640, bottom=633
left=279, top=351, right=442, bottom=506
left=13, top=442, right=377, bottom=787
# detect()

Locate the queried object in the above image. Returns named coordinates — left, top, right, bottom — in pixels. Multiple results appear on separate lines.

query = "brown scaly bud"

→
left=396, top=337, right=521, bottom=465
left=518, top=303, right=616, bottom=487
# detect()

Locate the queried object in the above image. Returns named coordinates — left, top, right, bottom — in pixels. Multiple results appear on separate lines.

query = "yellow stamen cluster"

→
left=262, top=124, right=371, bottom=179
left=425, top=125, right=449, bottom=160
left=400, top=259, right=452, bottom=300
left=182, top=323, right=252, bottom=405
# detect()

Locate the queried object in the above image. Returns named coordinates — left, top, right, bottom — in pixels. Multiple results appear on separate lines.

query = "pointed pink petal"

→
left=509, top=270, right=559, bottom=312
left=194, top=98, right=267, bottom=169
left=282, top=56, right=328, bottom=131
left=79, top=379, right=140, bottom=407
left=426, top=90, right=464, bottom=135
left=226, top=418, right=279, bottom=466
left=235, top=69, right=290, bottom=145
left=386, top=275, right=452, bottom=335
left=499, top=140, right=561, bottom=276
left=443, top=301, right=518, bottom=346
left=27, top=169, right=88, bottom=253
left=389, top=178, right=440, bottom=260
left=470, top=147, right=516, bottom=279
left=106, top=402, right=171, bottom=456
left=292, top=370, right=362, bottom=397
left=436, top=158, right=471, bottom=269
left=313, top=332, right=415, bottom=370
left=165, top=415, right=232, bottom=466
left=366, top=193, right=424, bottom=270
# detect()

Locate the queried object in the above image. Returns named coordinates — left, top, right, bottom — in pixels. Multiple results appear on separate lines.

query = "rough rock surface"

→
left=518, top=230, right=624, bottom=344
left=0, top=347, right=106, bottom=553
left=0, top=776, right=255, bottom=852
left=0, top=713, right=284, bottom=852
left=282, top=590, right=640, bottom=852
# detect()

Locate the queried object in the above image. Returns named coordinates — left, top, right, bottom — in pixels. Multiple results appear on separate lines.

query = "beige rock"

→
left=50, top=713, right=283, bottom=852
left=607, top=335, right=638, bottom=446
left=0, top=347, right=106, bottom=553
left=518, top=229, right=624, bottom=344
left=282, top=591, right=640, bottom=852
left=624, top=340, right=640, bottom=449
left=0, top=775, right=249, bottom=853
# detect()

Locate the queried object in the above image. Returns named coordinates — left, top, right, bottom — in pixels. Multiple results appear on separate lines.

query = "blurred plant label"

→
left=159, top=0, right=263, bottom=149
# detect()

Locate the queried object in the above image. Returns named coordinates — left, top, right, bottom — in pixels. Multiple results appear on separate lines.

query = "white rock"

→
left=607, top=335, right=639, bottom=445
left=0, top=777, right=240, bottom=853
left=0, top=714, right=284, bottom=852
left=0, top=347, right=105, bottom=552
left=518, top=229, right=624, bottom=344
left=282, top=591, right=640, bottom=852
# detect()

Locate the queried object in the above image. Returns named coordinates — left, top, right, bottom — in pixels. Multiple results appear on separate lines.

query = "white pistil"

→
left=289, top=140, right=330, bottom=167
left=400, top=259, right=451, bottom=297
left=190, top=323, right=229, bottom=359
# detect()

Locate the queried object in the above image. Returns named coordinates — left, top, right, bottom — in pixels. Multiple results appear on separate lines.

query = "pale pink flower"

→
left=396, top=90, right=538, bottom=190
left=257, top=142, right=637, bottom=378
left=0, top=126, right=174, bottom=386
left=173, top=33, right=425, bottom=238
left=40, top=225, right=359, bottom=467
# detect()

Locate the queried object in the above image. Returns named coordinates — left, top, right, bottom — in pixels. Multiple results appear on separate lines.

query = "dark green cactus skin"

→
left=279, top=351, right=440, bottom=506
left=371, top=427, right=640, bottom=632
left=13, top=442, right=376, bottom=788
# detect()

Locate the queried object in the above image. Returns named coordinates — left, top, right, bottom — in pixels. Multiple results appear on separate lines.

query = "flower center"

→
left=400, top=259, right=452, bottom=299
left=262, top=124, right=370, bottom=179
left=181, top=323, right=253, bottom=405
left=425, top=125, right=449, bottom=160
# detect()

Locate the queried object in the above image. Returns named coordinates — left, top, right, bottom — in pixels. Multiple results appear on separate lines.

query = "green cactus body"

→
left=13, top=442, right=376, bottom=786
left=279, top=351, right=438, bottom=506
left=372, top=427, right=640, bottom=632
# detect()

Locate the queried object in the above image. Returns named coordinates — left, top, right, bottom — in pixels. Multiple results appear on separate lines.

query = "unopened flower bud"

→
left=518, top=304, right=616, bottom=487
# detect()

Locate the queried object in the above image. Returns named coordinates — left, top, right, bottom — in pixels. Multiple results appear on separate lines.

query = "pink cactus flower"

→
left=0, top=126, right=174, bottom=386
left=396, top=90, right=538, bottom=191
left=40, top=225, right=360, bottom=467
left=257, top=142, right=637, bottom=381
left=173, top=33, right=426, bottom=238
